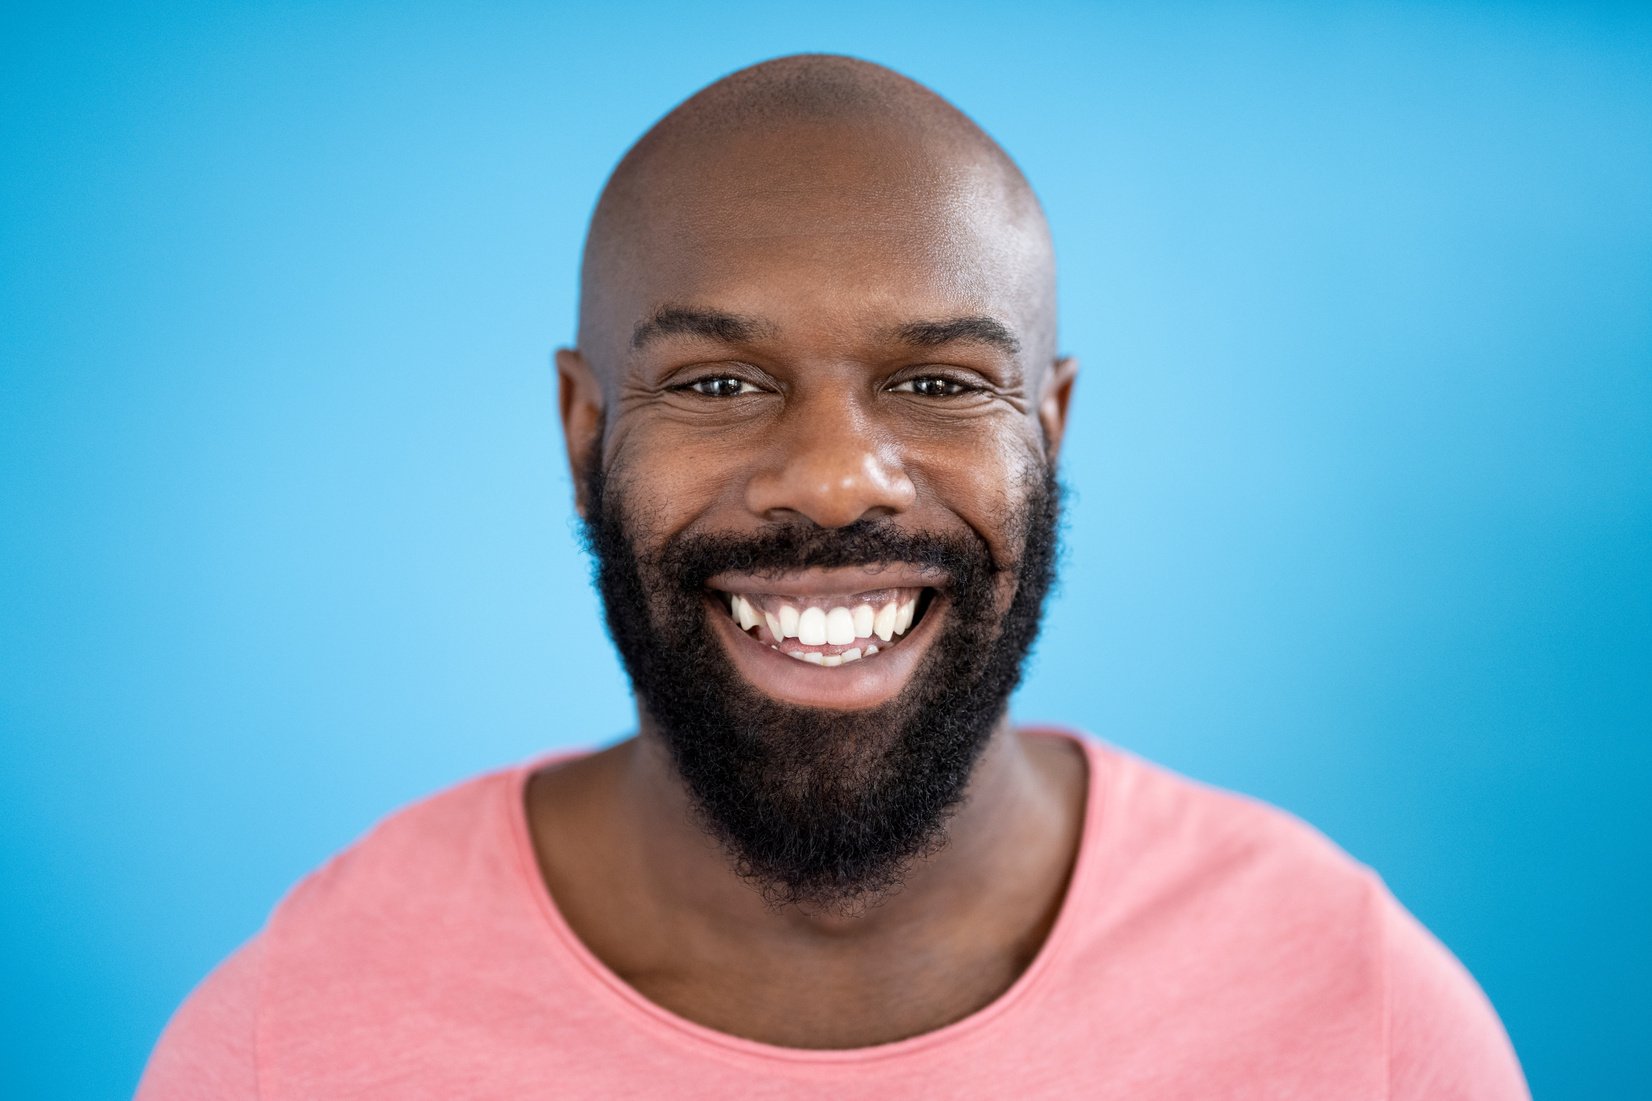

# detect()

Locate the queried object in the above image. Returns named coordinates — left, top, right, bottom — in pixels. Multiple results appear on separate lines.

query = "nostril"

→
left=744, top=449, right=916, bottom=529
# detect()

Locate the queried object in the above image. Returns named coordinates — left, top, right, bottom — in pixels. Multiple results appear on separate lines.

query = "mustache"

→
left=645, top=518, right=1002, bottom=594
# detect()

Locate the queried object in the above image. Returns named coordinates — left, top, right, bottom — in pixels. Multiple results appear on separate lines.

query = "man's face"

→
left=567, top=121, right=1071, bottom=910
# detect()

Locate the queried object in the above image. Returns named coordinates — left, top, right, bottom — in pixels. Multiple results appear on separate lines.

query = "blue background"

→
left=3, top=2, right=1648, bottom=1096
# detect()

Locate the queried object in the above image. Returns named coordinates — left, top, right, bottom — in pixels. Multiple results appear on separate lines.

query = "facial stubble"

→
left=582, top=452, right=1061, bottom=912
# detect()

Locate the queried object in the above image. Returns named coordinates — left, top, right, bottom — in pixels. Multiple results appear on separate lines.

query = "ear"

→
left=555, top=348, right=605, bottom=518
left=1037, top=356, right=1080, bottom=461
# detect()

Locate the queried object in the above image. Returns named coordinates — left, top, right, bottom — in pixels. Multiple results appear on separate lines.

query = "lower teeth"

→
left=780, top=644, right=879, bottom=665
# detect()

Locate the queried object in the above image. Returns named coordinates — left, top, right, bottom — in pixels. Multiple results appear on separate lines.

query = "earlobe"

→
left=1038, top=356, right=1080, bottom=461
left=555, top=348, right=605, bottom=518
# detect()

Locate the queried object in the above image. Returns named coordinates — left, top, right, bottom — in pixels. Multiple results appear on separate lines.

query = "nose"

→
left=744, top=399, right=917, bottom=528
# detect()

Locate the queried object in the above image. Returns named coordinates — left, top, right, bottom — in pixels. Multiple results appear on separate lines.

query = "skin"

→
left=530, top=59, right=1086, bottom=1048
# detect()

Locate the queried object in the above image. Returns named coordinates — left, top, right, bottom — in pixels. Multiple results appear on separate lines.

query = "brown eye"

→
left=685, top=377, right=758, bottom=398
left=892, top=376, right=972, bottom=397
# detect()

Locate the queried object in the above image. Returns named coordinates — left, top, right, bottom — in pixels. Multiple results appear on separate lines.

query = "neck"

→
left=526, top=704, right=1088, bottom=1047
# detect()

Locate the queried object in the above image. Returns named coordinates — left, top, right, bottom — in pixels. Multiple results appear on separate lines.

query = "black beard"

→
left=581, top=456, right=1062, bottom=913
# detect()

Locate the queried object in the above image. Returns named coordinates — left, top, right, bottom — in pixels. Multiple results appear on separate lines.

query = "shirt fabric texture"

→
left=137, top=731, right=1529, bottom=1099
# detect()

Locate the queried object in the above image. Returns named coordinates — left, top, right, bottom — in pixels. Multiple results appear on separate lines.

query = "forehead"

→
left=595, top=123, right=1049, bottom=362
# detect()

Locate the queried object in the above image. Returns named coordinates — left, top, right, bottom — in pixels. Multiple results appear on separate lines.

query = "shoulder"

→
left=1047, top=732, right=1390, bottom=1033
left=136, top=762, right=543, bottom=1098
left=257, top=762, right=550, bottom=1014
left=271, top=765, right=524, bottom=932
left=1054, top=733, right=1527, bottom=1096
left=1075, top=735, right=1381, bottom=921
left=137, top=936, right=265, bottom=1100
left=1382, top=894, right=1529, bottom=1098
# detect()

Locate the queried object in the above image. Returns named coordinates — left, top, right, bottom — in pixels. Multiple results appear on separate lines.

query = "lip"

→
left=705, top=564, right=948, bottom=599
left=705, top=585, right=945, bottom=711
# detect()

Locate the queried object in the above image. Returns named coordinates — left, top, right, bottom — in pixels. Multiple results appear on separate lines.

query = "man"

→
left=139, top=55, right=1527, bottom=1098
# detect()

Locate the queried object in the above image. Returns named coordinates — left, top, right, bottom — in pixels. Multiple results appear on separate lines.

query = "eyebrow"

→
left=628, top=305, right=1023, bottom=357
left=892, top=316, right=1022, bottom=356
left=631, top=306, right=773, bottom=350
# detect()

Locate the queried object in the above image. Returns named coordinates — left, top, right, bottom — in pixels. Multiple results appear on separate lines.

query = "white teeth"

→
left=822, top=654, right=842, bottom=667
left=734, top=593, right=922, bottom=651
left=797, top=607, right=827, bottom=646
left=824, top=607, right=856, bottom=645
left=802, top=651, right=825, bottom=665
left=841, top=648, right=862, bottom=663
left=787, top=650, right=807, bottom=660
left=873, top=602, right=897, bottom=642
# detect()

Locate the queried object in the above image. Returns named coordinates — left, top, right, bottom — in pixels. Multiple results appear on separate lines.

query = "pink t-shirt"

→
left=137, top=733, right=1528, bottom=1099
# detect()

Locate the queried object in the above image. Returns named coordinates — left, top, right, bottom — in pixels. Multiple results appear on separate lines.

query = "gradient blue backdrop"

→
left=3, top=2, right=1648, bottom=1097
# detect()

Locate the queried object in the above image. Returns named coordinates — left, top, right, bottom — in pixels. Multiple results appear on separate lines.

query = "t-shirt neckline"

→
left=501, top=727, right=1109, bottom=1067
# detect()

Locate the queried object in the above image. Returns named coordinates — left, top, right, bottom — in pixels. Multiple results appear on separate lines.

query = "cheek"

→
left=606, top=417, right=756, bottom=529
left=603, top=441, right=728, bottom=548
left=910, top=424, right=1046, bottom=567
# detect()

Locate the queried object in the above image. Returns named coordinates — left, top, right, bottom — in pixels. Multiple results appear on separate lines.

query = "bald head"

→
left=575, top=55, right=1058, bottom=383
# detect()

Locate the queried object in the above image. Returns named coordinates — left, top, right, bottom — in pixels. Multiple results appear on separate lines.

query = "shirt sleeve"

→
left=135, top=935, right=263, bottom=1100
left=1383, top=895, right=1529, bottom=1100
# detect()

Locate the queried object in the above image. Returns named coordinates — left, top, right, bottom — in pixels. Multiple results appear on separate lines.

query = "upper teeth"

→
left=727, top=591, right=920, bottom=658
left=798, top=607, right=828, bottom=646
left=873, top=601, right=897, bottom=641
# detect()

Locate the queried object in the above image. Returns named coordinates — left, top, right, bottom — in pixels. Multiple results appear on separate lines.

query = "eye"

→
left=889, top=376, right=977, bottom=398
left=679, top=376, right=761, bottom=398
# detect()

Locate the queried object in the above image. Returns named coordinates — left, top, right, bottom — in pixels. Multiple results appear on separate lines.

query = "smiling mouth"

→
left=716, top=587, right=934, bottom=666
